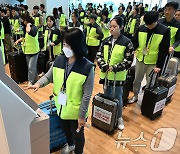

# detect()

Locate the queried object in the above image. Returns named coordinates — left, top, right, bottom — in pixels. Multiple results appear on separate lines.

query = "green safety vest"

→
left=83, top=17, right=90, bottom=29
left=80, top=12, right=85, bottom=22
left=125, top=18, right=136, bottom=34
left=108, top=11, right=113, bottom=19
left=11, top=18, right=23, bottom=35
left=60, top=14, right=66, bottom=27
left=44, top=30, right=62, bottom=56
left=144, top=7, right=149, bottom=12
left=169, top=26, right=180, bottom=52
left=86, top=26, right=100, bottom=46
left=34, top=16, right=43, bottom=32
left=96, top=16, right=101, bottom=25
left=22, top=32, right=39, bottom=54
left=136, top=32, right=163, bottom=64
left=0, top=22, right=5, bottom=64
left=53, top=56, right=93, bottom=120
left=100, top=44, right=127, bottom=81
left=101, top=24, right=110, bottom=40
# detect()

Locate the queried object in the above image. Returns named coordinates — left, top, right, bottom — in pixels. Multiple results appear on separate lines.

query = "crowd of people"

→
left=0, top=1, right=180, bottom=154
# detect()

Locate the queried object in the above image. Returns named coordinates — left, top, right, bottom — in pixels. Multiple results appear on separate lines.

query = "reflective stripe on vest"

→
left=44, top=30, right=62, bottom=55
left=53, top=66, right=89, bottom=120
left=86, top=26, right=100, bottom=46
left=136, top=32, right=163, bottom=64
left=80, top=12, right=85, bottom=22
left=34, top=17, right=43, bottom=32
left=60, top=14, right=66, bottom=27
left=100, top=44, right=127, bottom=81
left=22, top=32, right=39, bottom=54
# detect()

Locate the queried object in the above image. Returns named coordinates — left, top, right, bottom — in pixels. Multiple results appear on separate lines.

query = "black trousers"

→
left=87, top=45, right=99, bottom=63
left=174, top=51, right=180, bottom=59
left=61, top=119, right=85, bottom=154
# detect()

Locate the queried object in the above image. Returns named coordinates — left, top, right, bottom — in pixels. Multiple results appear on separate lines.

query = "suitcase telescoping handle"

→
left=160, top=52, right=174, bottom=76
left=104, top=71, right=116, bottom=99
left=148, top=52, right=172, bottom=88
left=49, top=95, right=53, bottom=115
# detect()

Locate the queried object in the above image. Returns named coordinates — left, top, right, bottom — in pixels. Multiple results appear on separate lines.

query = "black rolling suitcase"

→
left=8, top=47, right=28, bottom=83
left=157, top=75, right=177, bottom=104
left=39, top=96, right=67, bottom=153
left=123, top=66, right=135, bottom=106
left=92, top=73, right=119, bottom=133
left=141, top=71, right=168, bottom=120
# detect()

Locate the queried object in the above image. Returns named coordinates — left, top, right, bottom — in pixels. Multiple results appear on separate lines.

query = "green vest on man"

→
left=136, top=32, right=163, bottom=64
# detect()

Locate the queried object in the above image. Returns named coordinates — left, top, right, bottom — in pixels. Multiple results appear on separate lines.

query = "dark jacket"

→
left=97, top=34, right=134, bottom=85
left=158, top=18, right=180, bottom=49
left=133, top=23, right=170, bottom=69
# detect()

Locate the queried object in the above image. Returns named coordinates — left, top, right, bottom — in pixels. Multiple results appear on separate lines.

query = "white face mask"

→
left=63, top=47, right=74, bottom=58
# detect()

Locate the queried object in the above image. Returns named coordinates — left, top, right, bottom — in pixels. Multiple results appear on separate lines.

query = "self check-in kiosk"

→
left=0, top=50, right=50, bottom=154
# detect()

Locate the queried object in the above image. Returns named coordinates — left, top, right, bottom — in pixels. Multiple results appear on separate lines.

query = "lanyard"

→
left=61, top=61, right=74, bottom=92
left=146, top=34, right=154, bottom=49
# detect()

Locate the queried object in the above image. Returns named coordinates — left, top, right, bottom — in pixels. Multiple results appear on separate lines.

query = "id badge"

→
left=142, top=47, right=148, bottom=55
left=58, top=91, right=67, bottom=106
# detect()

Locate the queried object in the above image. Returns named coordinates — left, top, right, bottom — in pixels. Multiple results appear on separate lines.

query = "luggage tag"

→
left=58, top=90, right=67, bottom=106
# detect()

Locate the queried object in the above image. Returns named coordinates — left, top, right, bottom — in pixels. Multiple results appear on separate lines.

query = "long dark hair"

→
left=21, top=13, right=34, bottom=24
left=64, top=28, right=87, bottom=59
left=46, top=15, right=56, bottom=27
left=52, top=8, right=59, bottom=19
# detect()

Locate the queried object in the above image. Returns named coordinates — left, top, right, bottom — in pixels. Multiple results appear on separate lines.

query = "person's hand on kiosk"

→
left=154, top=67, right=161, bottom=73
left=23, top=83, right=40, bottom=93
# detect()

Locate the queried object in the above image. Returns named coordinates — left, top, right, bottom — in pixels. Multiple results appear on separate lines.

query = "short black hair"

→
left=1, top=9, right=7, bottom=14
left=144, top=11, right=159, bottom=25
left=46, top=15, right=56, bottom=26
left=90, top=13, right=97, bottom=20
left=158, top=8, right=164, bottom=13
left=176, top=9, right=180, bottom=12
left=118, top=5, right=125, bottom=11
left=12, top=7, right=19, bottom=12
left=40, top=4, right=45, bottom=9
left=134, top=7, right=139, bottom=14
left=72, top=12, right=79, bottom=18
left=165, top=1, right=179, bottom=10
left=33, top=5, right=39, bottom=10
left=64, top=28, right=87, bottom=59
left=102, top=10, right=109, bottom=17
left=111, top=16, right=123, bottom=27
left=23, top=5, right=28, bottom=10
